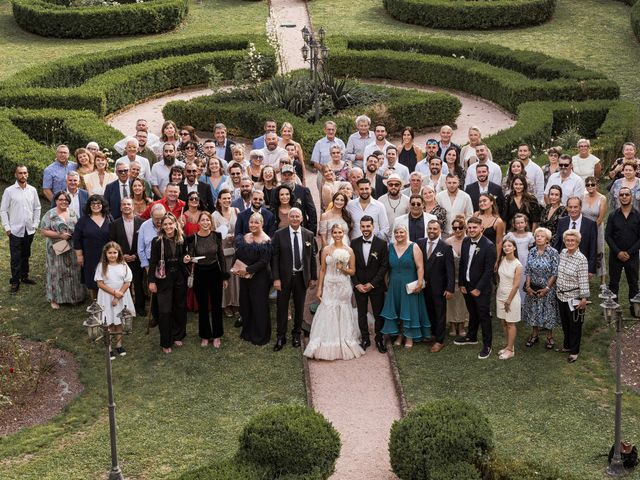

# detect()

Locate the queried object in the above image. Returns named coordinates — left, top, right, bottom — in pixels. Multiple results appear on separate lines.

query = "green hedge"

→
left=0, top=108, right=122, bottom=188
left=10, top=0, right=188, bottom=38
left=383, top=0, right=555, bottom=30
left=632, top=1, right=640, bottom=41
left=485, top=456, right=580, bottom=480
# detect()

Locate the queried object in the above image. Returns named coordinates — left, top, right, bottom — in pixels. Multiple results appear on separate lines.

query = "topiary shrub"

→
left=431, top=462, right=482, bottom=480
left=177, top=458, right=264, bottom=480
left=238, top=404, right=340, bottom=479
left=389, top=399, right=494, bottom=479
left=485, top=456, right=580, bottom=479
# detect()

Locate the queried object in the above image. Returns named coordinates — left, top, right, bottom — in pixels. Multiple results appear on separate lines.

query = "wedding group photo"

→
left=1, top=0, right=640, bottom=478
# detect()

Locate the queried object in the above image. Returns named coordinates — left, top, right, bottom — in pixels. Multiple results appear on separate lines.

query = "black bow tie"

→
left=471, top=241, right=479, bottom=246
left=363, top=240, right=372, bottom=244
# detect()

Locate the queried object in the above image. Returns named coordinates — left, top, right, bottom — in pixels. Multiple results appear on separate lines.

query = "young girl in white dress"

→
left=496, top=239, right=523, bottom=360
left=94, top=242, right=135, bottom=358
left=304, top=223, right=364, bottom=361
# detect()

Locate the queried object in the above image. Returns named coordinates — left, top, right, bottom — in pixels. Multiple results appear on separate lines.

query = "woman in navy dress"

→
left=73, top=194, right=111, bottom=299
left=381, top=224, right=430, bottom=348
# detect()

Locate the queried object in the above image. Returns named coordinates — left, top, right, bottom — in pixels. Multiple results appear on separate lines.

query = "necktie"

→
left=293, top=231, right=302, bottom=270
left=571, top=221, right=576, bottom=230
left=122, top=183, right=128, bottom=199
left=427, top=241, right=434, bottom=259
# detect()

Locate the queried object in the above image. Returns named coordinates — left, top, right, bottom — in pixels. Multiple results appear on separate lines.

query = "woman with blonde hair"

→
left=83, top=151, right=117, bottom=196
left=460, top=126, right=493, bottom=168
left=445, top=215, right=468, bottom=336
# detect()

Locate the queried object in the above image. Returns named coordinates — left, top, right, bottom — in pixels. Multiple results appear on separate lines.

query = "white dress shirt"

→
left=363, top=140, right=394, bottom=164
left=115, top=155, right=152, bottom=181
left=261, top=146, right=288, bottom=167
left=522, top=159, right=545, bottom=204
left=568, top=215, right=582, bottom=232
left=464, top=161, right=502, bottom=188
left=68, top=190, right=81, bottom=218
left=361, top=235, right=373, bottom=265
left=150, top=160, right=185, bottom=193
left=0, top=182, right=41, bottom=237
left=544, top=172, right=585, bottom=204
left=347, top=198, right=390, bottom=241
left=378, top=161, right=410, bottom=185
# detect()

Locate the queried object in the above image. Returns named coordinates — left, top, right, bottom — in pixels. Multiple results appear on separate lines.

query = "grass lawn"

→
left=309, top=0, right=640, bottom=105
left=0, top=0, right=269, bottom=81
left=394, top=287, right=640, bottom=480
left=0, top=220, right=305, bottom=479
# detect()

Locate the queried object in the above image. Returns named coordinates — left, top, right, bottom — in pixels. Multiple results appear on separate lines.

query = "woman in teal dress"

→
left=381, top=224, right=430, bottom=348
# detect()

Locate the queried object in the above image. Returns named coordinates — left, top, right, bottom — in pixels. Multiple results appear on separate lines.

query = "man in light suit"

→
left=392, top=194, right=437, bottom=243
left=418, top=220, right=455, bottom=352
left=272, top=208, right=317, bottom=351
left=553, top=196, right=598, bottom=276
left=104, top=163, right=134, bottom=219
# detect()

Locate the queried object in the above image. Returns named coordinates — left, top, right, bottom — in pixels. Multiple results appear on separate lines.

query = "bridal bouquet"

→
left=333, top=248, right=350, bottom=269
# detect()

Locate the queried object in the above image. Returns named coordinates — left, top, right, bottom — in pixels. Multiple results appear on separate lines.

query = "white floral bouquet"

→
left=333, top=248, right=350, bottom=269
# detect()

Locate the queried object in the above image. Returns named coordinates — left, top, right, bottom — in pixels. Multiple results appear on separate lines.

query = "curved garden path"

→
left=105, top=3, right=516, bottom=478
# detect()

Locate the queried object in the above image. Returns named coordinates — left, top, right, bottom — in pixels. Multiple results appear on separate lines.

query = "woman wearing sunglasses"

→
left=582, top=176, right=607, bottom=284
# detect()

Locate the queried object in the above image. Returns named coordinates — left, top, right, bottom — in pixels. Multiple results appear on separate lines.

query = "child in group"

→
left=95, top=242, right=136, bottom=359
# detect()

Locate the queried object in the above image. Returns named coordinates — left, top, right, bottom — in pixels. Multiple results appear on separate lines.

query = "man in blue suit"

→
left=51, top=171, right=87, bottom=218
left=231, top=176, right=253, bottom=212
left=235, top=190, right=276, bottom=238
left=103, top=163, right=134, bottom=219
left=454, top=216, right=497, bottom=359
left=553, top=196, right=598, bottom=276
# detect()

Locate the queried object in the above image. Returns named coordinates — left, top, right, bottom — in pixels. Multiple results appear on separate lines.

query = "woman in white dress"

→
left=503, top=213, right=534, bottom=300
left=304, top=223, right=364, bottom=361
left=496, top=239, right=522, bottom=360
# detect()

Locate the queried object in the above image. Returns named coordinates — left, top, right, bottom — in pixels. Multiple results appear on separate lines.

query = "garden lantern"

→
left=630, top=292, right=640, bottom=318
left=117, top=307, right=134, bottom=334
left=301, top=25, right=329, bottom=122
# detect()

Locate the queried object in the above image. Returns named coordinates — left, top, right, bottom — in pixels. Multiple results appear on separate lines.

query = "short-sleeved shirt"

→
left=42, top=161, right=77, bottom=195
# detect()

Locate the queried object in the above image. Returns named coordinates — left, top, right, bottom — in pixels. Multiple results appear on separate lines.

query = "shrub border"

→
left=383, top=0, right=556, bottom=30
left=10, top=0, right=188, bottom=39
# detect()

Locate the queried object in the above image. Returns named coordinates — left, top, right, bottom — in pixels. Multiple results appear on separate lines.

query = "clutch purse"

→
left=405, top=280, right=425, bottom=294
left=52, top=239, right=71, bottom=255
left=231, top=259, right=253, bottom=279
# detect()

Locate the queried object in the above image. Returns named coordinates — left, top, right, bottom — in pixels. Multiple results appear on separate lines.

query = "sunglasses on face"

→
left=117, top=169, right=129, bottom=174
left=558, top=164, right=570, bottom=168
left=189, top=197, right=200, bottom=201
left=180, top=132, right=190, bottom=136
left=452, top=226, right=464, bottom=231
left=619, top=192, right=632, bottom=197
left=185, top=146, right=196, bottom=151
left=410, top=202, right=422, bottom=207
left=585, top=183, right=596, bottom=187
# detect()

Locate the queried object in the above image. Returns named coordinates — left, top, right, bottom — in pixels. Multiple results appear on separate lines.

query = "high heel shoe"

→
left=525, top=335, right=539, bottom=347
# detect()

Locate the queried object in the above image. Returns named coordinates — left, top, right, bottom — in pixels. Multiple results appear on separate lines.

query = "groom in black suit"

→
left=272, top=208, right=318, bottom=351
left=454, top=216, right=496, bottom=359
left=418, top=220, right=454, bottom=353
left=553, top=196, right=598, bottom=275
left=351, top=215, right=389, bottom=353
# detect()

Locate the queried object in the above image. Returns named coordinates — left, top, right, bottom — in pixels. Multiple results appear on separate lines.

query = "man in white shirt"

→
left=345, top=114, right=374, bottom=169
left=363, top=124, right=394, bottom=164
left=402, top=172, right=425, bottom=197
left=379, top=146, right=410, bottom=185
left=1, top=165, right=41, bottom=294
left=544, top=155, right=585, bottom=204
left=150, top=143, right=185, bottom=199
left=415, top=138, right=440, bottom=176
left=435, top=174, right=474, bottom=235
left=422, top=157, right=446, bottom=193
left=378, top=174, right=410, bottom=227
left=260, top=133, right=288, bottom=168
left=517, top=143, right=545, bottom=204
left=114, top=118, right=160, bottom=155
left=115, top=138, right=152, bottom=181
left=464, top=143, right=502, bottom=187
left=347, top=178, right=390, bottom=241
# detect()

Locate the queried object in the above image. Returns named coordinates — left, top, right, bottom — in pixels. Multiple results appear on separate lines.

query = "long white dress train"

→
left=304, top=252, right=364, bottom=361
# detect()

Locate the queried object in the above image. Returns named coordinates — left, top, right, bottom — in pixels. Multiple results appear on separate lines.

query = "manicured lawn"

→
left=393, top=288, right=640, bottom=480
left=0, top=224, right=305, bottom=479
left=309, top=0, right=640, bottom=104
left=0, top=0, right=269, bottom=81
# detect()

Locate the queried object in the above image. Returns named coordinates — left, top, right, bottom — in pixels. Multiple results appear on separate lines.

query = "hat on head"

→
left=249, top=149, right=264, bottom=158
left=426, top=138, right=438, bottom=145
left=386, top=173, right=403, bottom=183
left=281, top=164, right=295, bottom=174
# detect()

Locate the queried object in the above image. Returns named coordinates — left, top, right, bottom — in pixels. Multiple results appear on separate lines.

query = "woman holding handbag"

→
left=148, top=213, right=190, bottom=354
left=186, top=212, right=229, bottom=348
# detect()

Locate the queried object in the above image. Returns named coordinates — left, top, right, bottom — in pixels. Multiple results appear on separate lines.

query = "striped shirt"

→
left=556, top=249, right=590, bottom=302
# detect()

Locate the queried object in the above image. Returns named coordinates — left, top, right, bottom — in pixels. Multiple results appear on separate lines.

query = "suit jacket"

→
left=109, top=216, right=143, bottom=256
left=553, top=215, right=598, bottom=274
left=350, top=235, right=388, bottom=291
left=392, top=212, right=437, bottom=241
left=458, top=235, right=496, bottom=295
left=271, top=226, right=317, bottom=287
left=291, top=184, right=318, bottom=234
left=465, top=181, right=505, bottom=215
left=179, top=181, right=216, bottom=213
left=371, top=174, right=387, bottom=200
left=222, top=140, right=235, bottom=163
left=235, top=207, right=276, bottom=238
left=418, top=238, right=455, bottom=296
left=51, top=189, right=89, bottom=218
left=103, top=179, right=133, bottom=219
left=231, top=197, right=251, bottom=212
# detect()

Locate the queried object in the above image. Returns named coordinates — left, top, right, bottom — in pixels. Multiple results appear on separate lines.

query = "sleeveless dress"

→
left=304, top=251, right=364, bottom=360
left=504, top=232, right=534, bottom=300
left=446, top=243, right=468, bottom=327
left=380, top=243, right=431, bottom=340
left=213, top=209, right=239, bottom=308
left=496, top=258, right=522, bottom=323
left=318, top=218, right=350, bottom=248
left=582, top=195, right=606, bottom=277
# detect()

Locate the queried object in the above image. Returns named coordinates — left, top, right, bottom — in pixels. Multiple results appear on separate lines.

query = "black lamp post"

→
left=83, top=301, right=134, bottom=480
left=301, top=26, right=329, bottom=123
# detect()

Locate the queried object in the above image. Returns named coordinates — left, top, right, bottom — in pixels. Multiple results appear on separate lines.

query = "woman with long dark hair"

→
left=271, top=184, right=294, bottom=230
left=503, top=174, right=541, bottom=231
left=318, top=191, right=353, bottom=249
left=397, top=126, right=422, bottom=173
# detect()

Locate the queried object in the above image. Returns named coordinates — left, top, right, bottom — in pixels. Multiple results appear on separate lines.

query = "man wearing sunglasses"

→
left=179, top=163, right=215, bottom=212
left=544, top=154, right=585, bottom=205
left=104, top=163, right=134, bottom=218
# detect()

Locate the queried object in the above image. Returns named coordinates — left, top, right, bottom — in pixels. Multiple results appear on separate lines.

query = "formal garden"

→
left=1, top=0, right=640, bottom=478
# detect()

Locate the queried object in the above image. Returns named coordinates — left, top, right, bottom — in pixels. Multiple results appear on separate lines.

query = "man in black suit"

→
left=235, top=189, right=276, bottom=238
left=104, top=164, right=133, bottom=219
left=272, top=208, right=318, bottom=351
left=179, top=163, right=215, bottom=212
left=454, top=216, right=497, bottom=359
left=553, top=196, right=598, bottom=276
left=418, top=220, right=455, bottom=353
left=464, top=164, right=505, bottom=215
left=280, top=165, right=318, bottom=234
left=108, top=198, right=145, bottom=314
left=351, top=215, right=389, bottom=353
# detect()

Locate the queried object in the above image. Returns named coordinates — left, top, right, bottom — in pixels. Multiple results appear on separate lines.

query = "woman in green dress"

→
left=40, top=191, right=86, bottom=309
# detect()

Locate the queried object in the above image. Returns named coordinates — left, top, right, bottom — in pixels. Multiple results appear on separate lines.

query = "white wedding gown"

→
left=304, top=252, right=364, bottom=361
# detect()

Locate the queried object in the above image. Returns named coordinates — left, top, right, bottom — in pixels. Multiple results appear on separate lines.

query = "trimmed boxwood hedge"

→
left=10, top=0, right=188, bottom=38
left=383, top=0, right=555, bottom=30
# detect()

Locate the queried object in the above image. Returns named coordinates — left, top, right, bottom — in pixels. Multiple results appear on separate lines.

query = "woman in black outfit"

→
left=234, top=212, right=273, bottom=346
left=502, top=174, right=542, bottom=231
left=148, top=213, right=189, bottom=354
left=186, top=211, right=229, bottom=348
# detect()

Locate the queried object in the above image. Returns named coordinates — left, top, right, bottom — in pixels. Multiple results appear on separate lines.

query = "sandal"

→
left=555, top=347, right=570, bottom=353
left=525, top=335, right=539, bottom=347
left=545, top=337, right=555, bottom=350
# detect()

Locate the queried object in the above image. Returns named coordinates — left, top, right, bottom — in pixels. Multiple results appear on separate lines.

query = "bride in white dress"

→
left=304, top=223, right=364, bottom=361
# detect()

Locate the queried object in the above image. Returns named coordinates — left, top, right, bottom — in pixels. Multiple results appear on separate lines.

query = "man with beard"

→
left=347, top=179, right=390, bottom=241
left=463, top=143, right=502, bottom=187
left=435, top=174, right=474, bottom=235
left=363, top=124, right=394, bottom=164
left=140, top=182, right=185, bottom=220
left=114, top=118, right=160, bottom=155
left=378, top=174, right=409, bottom=227
left=392, top=194, right=437, bottom=243
left=422, top=156, right=446, bottom=193
left=260, top=132, right=288, bottom=168
left=364, top=154, right=387, bottom=199
left=150, top=143, right=185, bottom=199
left=179, top=162, right=215, bottom=212
left=235, top=189, right=276, bottom=237
left=280, top=165, right=317, bottom=234
left=379, top=146, right=410, bottom=185
left=134, top=130, right=158, bottom=165
left=115, top=138, right=152, bottom=182
left=465, top=163, right=505, bottom=214
left=231, top=176, right=254, bottom=211
left=252, top=119, right=280, bottom=149
left=415, top=138, right=440, bottom=176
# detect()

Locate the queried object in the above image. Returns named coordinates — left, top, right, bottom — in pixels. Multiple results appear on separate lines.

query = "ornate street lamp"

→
left=301, top=25, right=329, bottom=123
